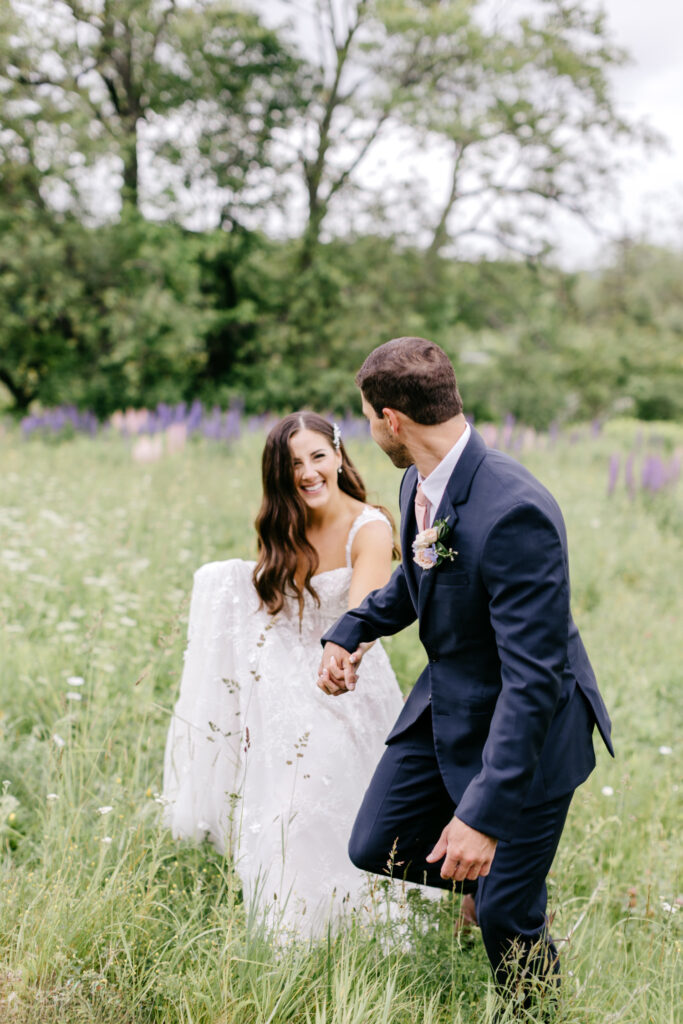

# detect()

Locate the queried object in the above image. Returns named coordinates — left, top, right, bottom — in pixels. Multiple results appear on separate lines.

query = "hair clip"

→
left=332, top=422, right=341, bottom=450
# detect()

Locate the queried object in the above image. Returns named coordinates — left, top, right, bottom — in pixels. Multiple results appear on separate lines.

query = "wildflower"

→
left=601, top=786, right=614, bottom=796
left=52, top=734, right=66, bottom=748
left=66, top=692, right=83, bottom=702
left=119, top=616, right=137, bottom=627
left=659, top=746, right=673, bottom=756
left=132, top=436, right=163, bottom=464
left=66, top=676, right=84, bottom=686
left=46, top=793, right=59, bottom=802
left=97, top=806, right=114, bottom=816
left=101, top=836, right=112, bottom=845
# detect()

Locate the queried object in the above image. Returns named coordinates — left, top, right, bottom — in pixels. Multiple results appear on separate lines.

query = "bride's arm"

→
left=339, top=520, right=394, bottom=672
left=347, top=519, right=394, bottom=609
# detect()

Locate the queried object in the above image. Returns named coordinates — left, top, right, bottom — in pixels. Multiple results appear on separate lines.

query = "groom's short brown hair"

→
left=356, top=337, right=463, bottom=425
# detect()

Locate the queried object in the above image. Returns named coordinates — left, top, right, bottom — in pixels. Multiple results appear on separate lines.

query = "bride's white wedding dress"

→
left=162, top=507, right=406, bottom=937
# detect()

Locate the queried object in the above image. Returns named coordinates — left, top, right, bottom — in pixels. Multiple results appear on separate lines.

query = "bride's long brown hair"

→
left=253, top=412, right=398, bottom=616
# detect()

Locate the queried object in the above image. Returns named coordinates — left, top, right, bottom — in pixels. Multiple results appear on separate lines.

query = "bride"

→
left=162, top=412, right=406, bottom=936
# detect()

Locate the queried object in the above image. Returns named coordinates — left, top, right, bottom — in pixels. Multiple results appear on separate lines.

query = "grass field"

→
left=0, top=419, right=681, bottom=1023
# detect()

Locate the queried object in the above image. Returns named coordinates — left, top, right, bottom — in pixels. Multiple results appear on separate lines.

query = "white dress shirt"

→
left=418, top=423, right=471, bottom=528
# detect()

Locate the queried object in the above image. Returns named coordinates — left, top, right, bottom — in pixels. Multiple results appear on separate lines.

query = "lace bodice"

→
left=274, top=505, right=391, bottom=643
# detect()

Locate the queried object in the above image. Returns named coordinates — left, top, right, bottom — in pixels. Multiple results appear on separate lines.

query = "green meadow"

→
left=0, top=421, right=680, bottom=1023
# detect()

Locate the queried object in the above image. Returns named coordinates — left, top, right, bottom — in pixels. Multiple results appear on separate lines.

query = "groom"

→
left=318, top=337, right=613, bottom=1004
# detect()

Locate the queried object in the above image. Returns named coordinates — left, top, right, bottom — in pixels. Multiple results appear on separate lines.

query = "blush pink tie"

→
left=414, top=483, right=430, bottom=533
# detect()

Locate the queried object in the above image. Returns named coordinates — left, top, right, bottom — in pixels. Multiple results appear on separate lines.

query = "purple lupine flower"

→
left=186, top=399, right=203, bottom=433
left=643, top=456, right=663, bottom=491
left=607, top=454, right=620, bottom=496
left=223, top=407, right=241, bottom=441
left=21, top=415, right=38, bottom=436
left=247, top=414, right=269, bottom=433
left=209, top=406, right=226, bottom=440
left=624, top=454, right=636, bottom=499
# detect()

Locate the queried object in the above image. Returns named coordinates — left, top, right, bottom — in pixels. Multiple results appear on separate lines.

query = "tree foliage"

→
left=0, top=0, right=301, bottom=218
left=0, top=0, right=678, bottom=426
left=274, top=0, right=652, bottom=266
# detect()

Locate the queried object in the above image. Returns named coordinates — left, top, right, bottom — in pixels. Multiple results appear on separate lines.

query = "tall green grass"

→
left=0, top=422, right=680, bottom=1022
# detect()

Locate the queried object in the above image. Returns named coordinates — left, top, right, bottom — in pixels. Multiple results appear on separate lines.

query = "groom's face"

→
left=361, top=394, right=412, bottom=468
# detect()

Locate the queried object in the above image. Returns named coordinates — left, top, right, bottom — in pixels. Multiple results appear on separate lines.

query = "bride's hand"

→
left=318, top=642, right=358, bottom=695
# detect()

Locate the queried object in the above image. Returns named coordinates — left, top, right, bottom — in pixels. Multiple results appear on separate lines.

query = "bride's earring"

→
left=337, top=465, right=342, bottom=475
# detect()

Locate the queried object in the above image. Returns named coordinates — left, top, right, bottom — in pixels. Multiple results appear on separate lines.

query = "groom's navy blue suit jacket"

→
left=323, top=428, right=613, bottom=842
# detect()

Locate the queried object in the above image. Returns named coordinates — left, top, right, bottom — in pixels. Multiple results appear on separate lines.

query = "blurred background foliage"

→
left=1, top=0, right=681, bottom=427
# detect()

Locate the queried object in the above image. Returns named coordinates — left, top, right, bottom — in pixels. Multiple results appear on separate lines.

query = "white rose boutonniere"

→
left=412, top=517, right=458, bottom=570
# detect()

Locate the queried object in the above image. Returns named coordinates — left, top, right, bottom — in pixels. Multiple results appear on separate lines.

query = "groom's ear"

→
left=382, top=407, right=401, bottom=435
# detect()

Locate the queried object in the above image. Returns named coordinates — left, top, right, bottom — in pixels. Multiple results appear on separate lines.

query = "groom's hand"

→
left=426, top=815, right=498, bottom=882
left=318, top=642, right=358, bottom=695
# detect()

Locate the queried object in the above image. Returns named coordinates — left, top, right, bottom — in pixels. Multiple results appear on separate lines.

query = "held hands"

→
left=426, top=815, right=498, bottom=882
left=317, top=641, right=373, bottom=696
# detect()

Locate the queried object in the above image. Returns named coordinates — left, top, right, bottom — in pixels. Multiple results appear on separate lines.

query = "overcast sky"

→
left=563, top=0, right=683, bottom=265
left=264, top=0, right=682, bottom=267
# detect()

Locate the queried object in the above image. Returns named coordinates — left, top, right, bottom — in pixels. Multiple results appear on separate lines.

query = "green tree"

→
left=272, top=0, right=651, bottom=268
left=0, top=207, right=214, bottom=414
left=1, top=0, right=300, bottom=218
left=393, top=0, right=650, bottom=260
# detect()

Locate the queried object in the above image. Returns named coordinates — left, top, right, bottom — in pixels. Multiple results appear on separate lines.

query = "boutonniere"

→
left=413, top=517, right=458, bottom=570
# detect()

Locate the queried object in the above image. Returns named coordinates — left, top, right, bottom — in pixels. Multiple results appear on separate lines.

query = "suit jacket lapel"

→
left=399, top=465, right=421, bottom=602
left=417, top=428, right=488, bottom=614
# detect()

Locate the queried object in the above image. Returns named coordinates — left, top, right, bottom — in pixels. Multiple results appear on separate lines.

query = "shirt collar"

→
left=418, top=422, right=471, bottom=512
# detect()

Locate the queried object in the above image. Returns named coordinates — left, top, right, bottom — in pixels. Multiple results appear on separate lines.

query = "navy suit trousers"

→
left=349, top=706, right=573, bottom=996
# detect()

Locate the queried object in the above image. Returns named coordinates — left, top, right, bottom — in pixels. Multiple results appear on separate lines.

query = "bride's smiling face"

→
left=289, top=428, right=342, bottom=509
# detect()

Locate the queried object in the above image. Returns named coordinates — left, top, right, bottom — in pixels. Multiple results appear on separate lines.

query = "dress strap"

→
left=345, top=507, right=392, bottom=568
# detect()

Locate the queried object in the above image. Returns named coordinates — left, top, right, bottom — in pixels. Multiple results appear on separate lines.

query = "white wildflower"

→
left=66, top=692, right=83, bottom=702
left=66, top=676, right=84, bottom=686
left=97, top=806, right=114, bottom=816
left=601, top=786, right=614, bottom=797
left=659, top=746, right=673, bottom=756
left=52, top=734, right=66, bottom=748
left=101, top=836, right=112, bottom=845
left=46, top=793, right=59, bottom=802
